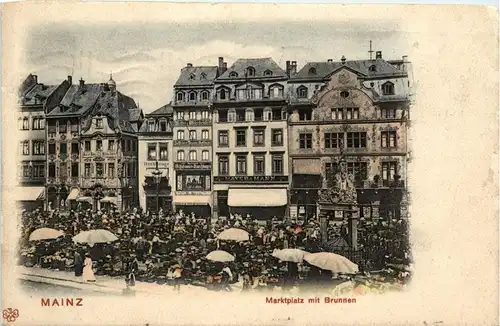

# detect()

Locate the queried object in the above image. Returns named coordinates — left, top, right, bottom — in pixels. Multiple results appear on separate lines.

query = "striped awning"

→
left=67, top=188, right=80, bottom=201
left=17, top=187, right=45, bottom=201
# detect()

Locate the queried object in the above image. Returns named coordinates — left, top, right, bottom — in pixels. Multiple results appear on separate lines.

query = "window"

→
left=325, top=162, right=339, bottom=177
left=189, top=111, right=196, bottom=120
left=159, top=120, right=168, bottom=132
left=227, top=111, right=236, bottom=122
left=49, top=164, right=56, bottom=178
left=84, top=163, right=91, bottom=177
left=96, top=163, right=103, bottom=177
left=21, top=141, right=29, bottom=155
left=177, top=150, right=185, bottom=161
left=48, top=143, right=56, bottom=155
left=22, top=117, right=29, bottom=130
left=84, top=141, right=91, bottom=151
left=236, top=109, right=245, bottom=122
left=254, top=155, right=265, bottom=175
left=159, top=143, right=168, bottom=160
left=299, top=133, right=312, bottom=149
left=382, top=161, right=398, bottom=181
left=246, top=67, right=255, bottom=77
left=96, top=140, right=103, bottom=151
left=59, top=122, right=67, bottom=133
left=340, top=91, right=350, bottom=98
left=148, top=143, right=157, bottom=160
left=189, top=130, right=197, bottom=140
left=126, top=139, right=131, bottom=152
left=324, top=133, right=343, bottom=149
left=254, top=108, right=263, bottom=121
left=218, top=130, right=229, bottom=146
left=346, top=132, right=367, bottom=148
left=308, top=67, right=317, bottom=74
left=382, top=82, right=395, bottom=95
left=272, top=129, right=283, bottom=146
left=178, top=173, right=210, bottom=191
left=71, top=142, right=79, bottom=154
left=381, top=131, right=397, bottom=148
left=70, top=122, right=78, bottom=133
left=96, top=118, right=103, bottom=129
left=189, top=150, right=197, bottom=161
left=176, top=111, right=185, bottom=121
left=148, top=120, right=156, bottom=132
left=33, top=141, right=45, bottom=155
left=201, top=91, right=209, bottom=101
left=347, top=162, right=368, bottom=180
left=236, top=129, right=246, bottom=147
left=108, top=140, right=115, bottom=151
left=297, top=86, right=308, bottom=98
left=229, top=72, right=238, bottom=78
left=369, top=65, right=377, bottom=72
left=272, top=109, right=282, bottom=121
left=218, top=155, right=229, bottom=175
left=381, top=108, right=396, bottom=119
left=253, top=129, right=265, bottom=146
left=189, top=74, right=195, bottom=80
left=71, top=163, right=79, bottom=177
left=177, top=130, right=185, bottom=140
left=176, top=92, right=184, bottom=101
left=33, top=165, right=45, bottom=178
left=202, top=150, right=210, bottom=161
left=298, top=108, right=312, bottom=121
left=218, top=110, right=228, bottom=122
left=272, top=154, right=284, bottom=175
left=236, top=155, right=247, bottom=175
left=219, top=88, right=228, bottom=100
left=32, top=117, right=45, bottom=130
left=270, top=86, right=283, bottom=98
left=331, top=108, right=344, bottom=120
left=108, top=163, right=115, bottom=178
left=346, top=108, right=359, bottom=120
left=202, top=130, right=210, bottom=140
left=60, top=142, right=67, bottom=154
left=201, top=111, right=209, bottom=119
left=264, top=70, right=273, bottom=76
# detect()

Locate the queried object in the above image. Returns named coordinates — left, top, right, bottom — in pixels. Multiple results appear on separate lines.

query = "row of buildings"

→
left=18, top=50, right=413, bottom=221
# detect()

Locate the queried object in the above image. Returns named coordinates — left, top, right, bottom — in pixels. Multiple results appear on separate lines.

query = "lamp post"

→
left=151, top=161, right=163, bottom=214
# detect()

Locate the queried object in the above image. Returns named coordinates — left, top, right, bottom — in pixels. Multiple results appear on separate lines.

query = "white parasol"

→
left=271, top=249, right=310, bottom=263
left=216, top=228, right=250, bottom=242
left=29, top=228, right=64, bottom=241
left=304, top=252, right=359, bottom=274
left=206, top=250, right=235, bottom=262
left=72, top=229, right=118, bottom=244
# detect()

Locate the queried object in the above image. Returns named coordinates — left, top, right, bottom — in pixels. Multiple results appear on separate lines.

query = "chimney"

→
left=67, top=76, right=72, bottom=85
left=402, top=55, right=408, bottom=62
left=341, top=56, right=346, bottom=64
left=218, top=57, right=224, bottom=69
left=186, top=63, right=193, bottom=68
left=79, top=78, right=85, bottom=88
left=327, top=59, right=333, bottom=63
left=376, top=51, right=382, bottom=59
left=291, top=61, right=297, bottom=74
left=223, top=62, right=227, bottom=70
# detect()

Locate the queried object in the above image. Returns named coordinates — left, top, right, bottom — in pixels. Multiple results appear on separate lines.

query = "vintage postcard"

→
left=1, top=2, right=498, bottom=325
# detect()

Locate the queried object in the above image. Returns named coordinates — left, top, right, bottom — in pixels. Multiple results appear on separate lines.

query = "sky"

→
left=24, top=21, right=409, bottom=113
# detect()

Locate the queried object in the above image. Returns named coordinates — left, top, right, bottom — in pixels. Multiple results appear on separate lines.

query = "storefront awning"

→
left=100, top=196, right=118, bottom=204
left=17, top=187, right=45, bottom=201
left=76, top=196, right=92, bottom=203
left=228, top=188, right=287, bottom=207
left=175, top=195, right=211, bottom=206
left=67, top=188, right=80, bottom=201
left=213, top=184, right=229, bottom=191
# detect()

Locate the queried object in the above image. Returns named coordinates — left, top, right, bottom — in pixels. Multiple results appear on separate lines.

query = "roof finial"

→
left=341, top=55, right=346, bottom=64
left=369, top=40, right=374, bottom=60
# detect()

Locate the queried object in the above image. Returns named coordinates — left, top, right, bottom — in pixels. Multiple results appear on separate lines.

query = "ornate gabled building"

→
left=171, top=62, right=219, bottom=217
left=212, top=57, right=290, bottom=219
left=45, top=75, right=143, bottom=212
left=137, top=103, right=174, bottom=213
left=17, top=74, right=71, bottom=210
left=287, top=52, right=411, bottom=222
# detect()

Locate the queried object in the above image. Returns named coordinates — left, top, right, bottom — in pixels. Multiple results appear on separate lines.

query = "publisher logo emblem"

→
left=2, top=308, right=19, bottom=322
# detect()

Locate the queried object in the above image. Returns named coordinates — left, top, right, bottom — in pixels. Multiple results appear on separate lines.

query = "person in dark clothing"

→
left=74, top=249, right=84, bottom=277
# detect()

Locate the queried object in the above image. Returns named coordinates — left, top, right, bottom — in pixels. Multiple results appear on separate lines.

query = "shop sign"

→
left=174, top=163, right=212, bottom=170
left=214, top=175, right=288, bottom=183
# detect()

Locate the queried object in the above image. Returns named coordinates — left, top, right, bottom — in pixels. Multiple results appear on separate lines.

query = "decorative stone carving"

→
left=318, top=159, right=357, bottom=205
left=339, top=72, right=350, bottom=84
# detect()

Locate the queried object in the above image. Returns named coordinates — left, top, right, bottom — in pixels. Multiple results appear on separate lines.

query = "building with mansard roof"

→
left=286, top=51, right=412, bottom=222
left=137, top=102, right=174, bottom=212
left=45, top=75, right=143, bottom=212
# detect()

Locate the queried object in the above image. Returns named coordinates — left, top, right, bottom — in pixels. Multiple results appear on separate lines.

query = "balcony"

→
left=173, top=139, right=212, bottom=147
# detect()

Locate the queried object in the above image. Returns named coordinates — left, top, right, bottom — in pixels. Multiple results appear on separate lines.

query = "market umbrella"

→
left=72, top=229, right=118, bottom=244
left=271, top=248, right=309, bottom=263
left=216, top=228, right=250, bottom=242
left=29, top=228, right=64, bottom=241
left=304, top=252, right=359, bottom=274
left=206, top=250, right=235, bottom=262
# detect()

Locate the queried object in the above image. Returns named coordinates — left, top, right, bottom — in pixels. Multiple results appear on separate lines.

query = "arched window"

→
left=219, top=88, right=228, bottom=100
left=176, top=92, right=184, bottom=101
left=297, top=86, right=308, bottom=98
left=340, top=90, right=350, bottom=98
left=270, top=85, right=284, bottom=99
left=229, top=72, right=238, bottom=78
left=189, top=92, right=196, bottom=101
left=369, top=65, right=377, bottom=72
left=23, top=117, right=30, bottom=130
left=308, top=67, right=317, bottom=75
left=200, top=72, right=207, bottom=80
left=177, top=150, right=185, bottom=161
left=382, top=82, right=395, bottom=95
left=189, top=74, right=195, bottom=80
left=201, top=91, right=209, bottom=100
left=189, top=150, right=197, bottom=161
left=246, top=67, right=256, bottom=77
left=264, top=70, right=273, bottom=76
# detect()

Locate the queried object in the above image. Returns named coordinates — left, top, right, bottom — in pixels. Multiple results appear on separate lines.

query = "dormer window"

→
left=96, top=118, right=103, bottom=129
left=246, top=67, right=255, bottom=77
left=200, top=72, right=207, bottom=80
left=308, top=67, right=317, bottom=75
left=176, top=92, right=184, bottom=101
left=382, top=82, right=395, bottom=95
left=297, top=86, right=308, bottom=99
left=189, top=74, right=195, bottom=80
left=264, top=70, right=273, bottom=76
left=369, top=65, right=377, bottom=72
left=219, top=88, right=228, bottom=100
left=189, top=92, right=196, bottom=101
left=201, top=91, right=209, bottom=101
left=340, top=90, right=350, bottom=98
left=229, top=72, right=238, bottom=78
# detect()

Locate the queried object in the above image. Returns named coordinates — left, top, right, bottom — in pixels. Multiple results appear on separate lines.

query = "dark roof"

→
left=47, top=84, right=103, bottom=116
left=291, top=58, right=407, bottom=81
left=174, top=66, right=218, bottom=87
left=148, top=103, right=173, bottom=116
left=21, top=83, right=59, bottom=106
left=19, top=74, right=38, bottom=97
left=218, top=58, right=287, bottom=80
left=128, top=108, right=144, bottom=122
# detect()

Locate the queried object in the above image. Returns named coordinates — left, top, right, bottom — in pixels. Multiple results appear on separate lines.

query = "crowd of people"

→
left=18, top=205, right=412, bottom=294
